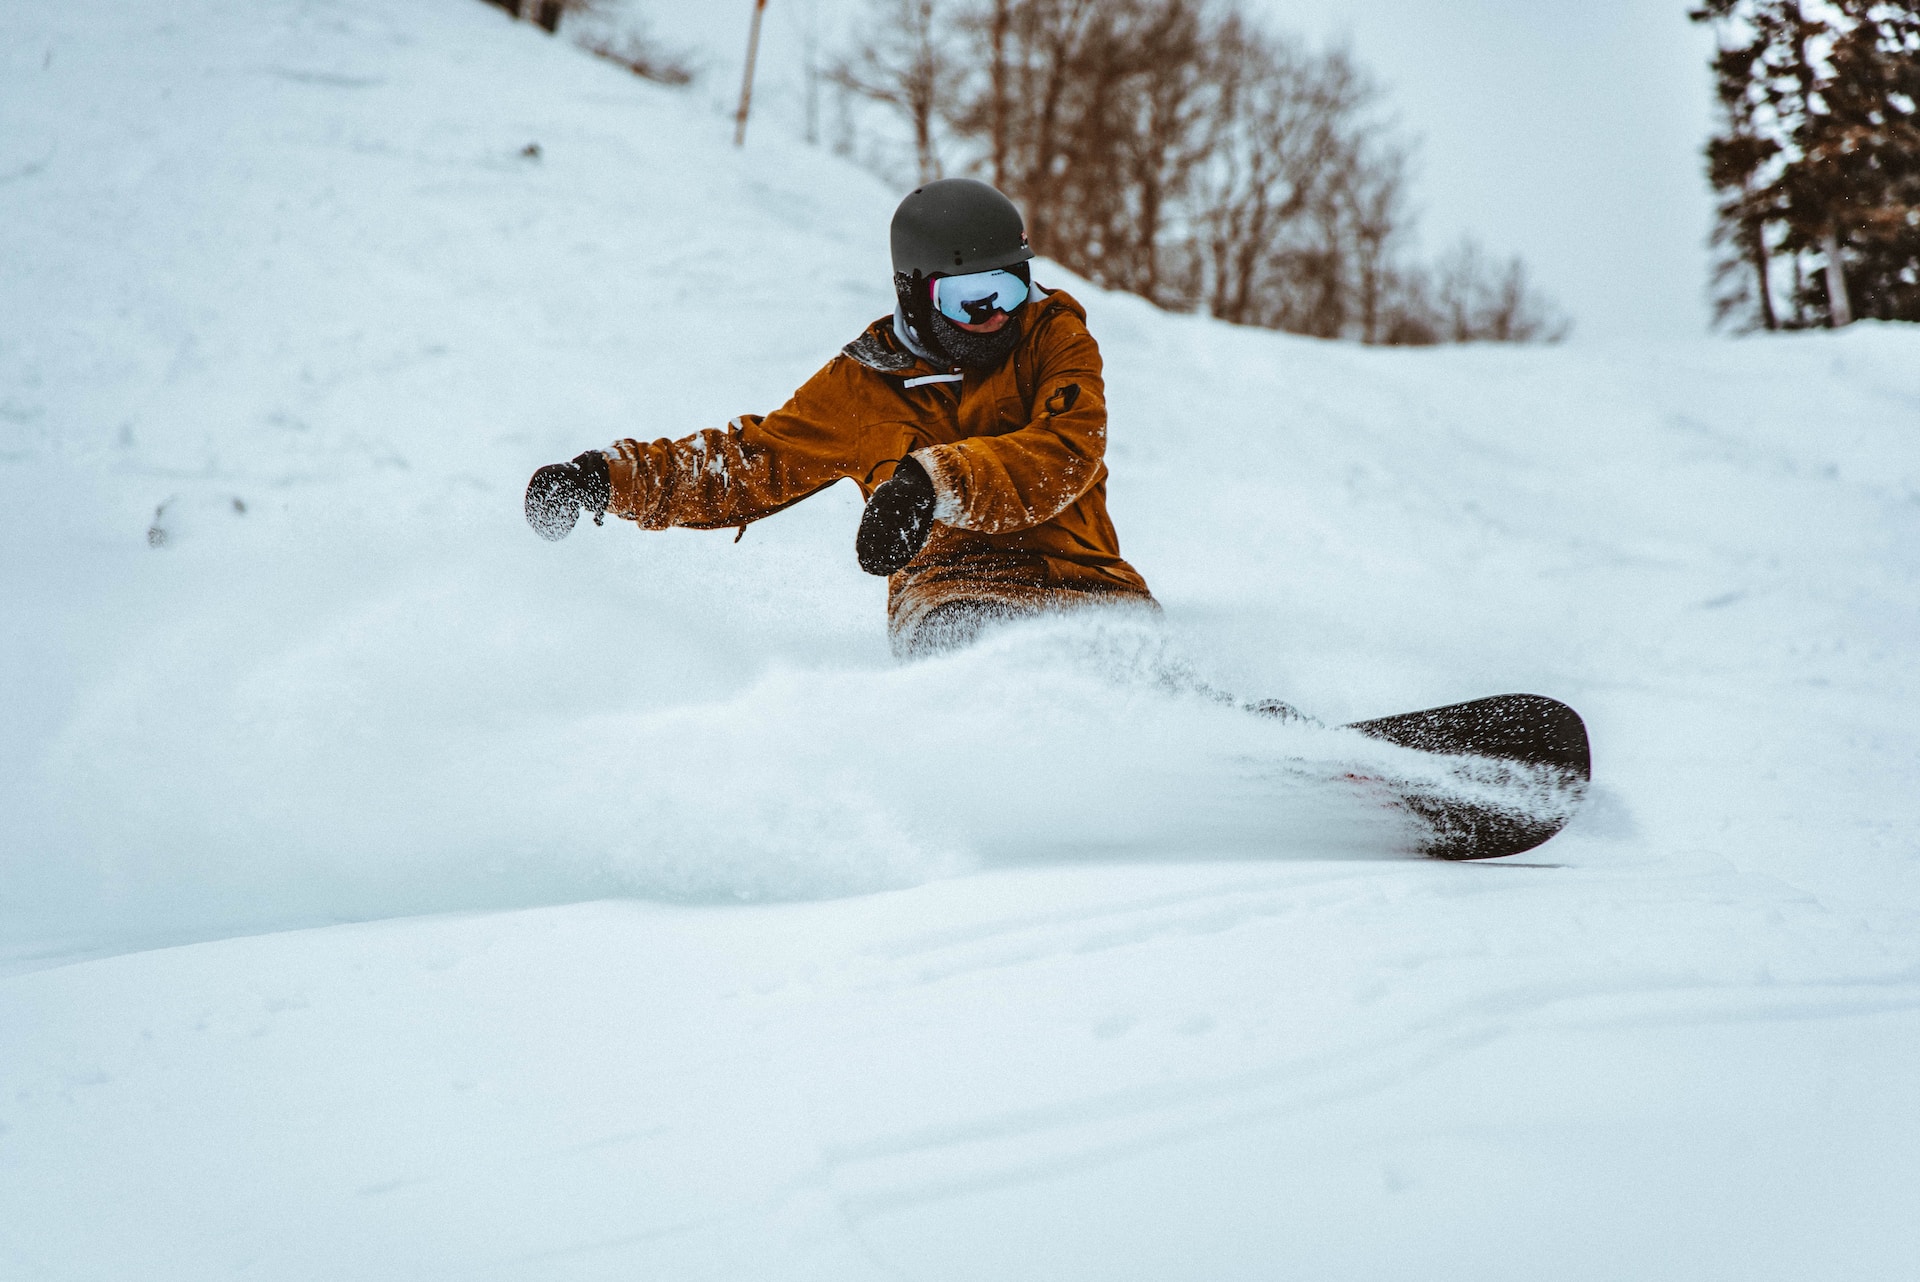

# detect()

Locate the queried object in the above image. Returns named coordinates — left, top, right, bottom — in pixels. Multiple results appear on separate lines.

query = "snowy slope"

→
left=3, top=1, right=1919, bottom=1278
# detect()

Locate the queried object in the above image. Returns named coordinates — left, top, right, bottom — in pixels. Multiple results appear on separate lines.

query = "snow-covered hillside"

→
left=3, top=1, right=1918, bottom=1278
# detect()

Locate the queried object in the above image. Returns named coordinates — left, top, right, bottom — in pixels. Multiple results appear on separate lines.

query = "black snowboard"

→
left=1345, top=693, right=1591, bottom=860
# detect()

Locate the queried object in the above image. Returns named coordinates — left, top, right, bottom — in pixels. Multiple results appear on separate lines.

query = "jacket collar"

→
left=891, top=299, right=945, bottom=367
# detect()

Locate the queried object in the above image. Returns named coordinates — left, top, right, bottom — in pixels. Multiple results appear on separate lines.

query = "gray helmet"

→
left=890, top=178, right=1032, bottom=278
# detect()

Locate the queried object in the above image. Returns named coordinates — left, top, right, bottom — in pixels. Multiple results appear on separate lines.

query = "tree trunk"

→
left=1820, top=226, right=1853, bottom=327
left=1749, top=219, right=1777, bottom=331
left=534, top=1, right=562, bottom=34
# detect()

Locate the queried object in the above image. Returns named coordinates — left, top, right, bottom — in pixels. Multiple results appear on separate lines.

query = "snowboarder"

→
left=521, top=180, right=1593, bottom=858
left=524, top=178, right=1154, bottom=657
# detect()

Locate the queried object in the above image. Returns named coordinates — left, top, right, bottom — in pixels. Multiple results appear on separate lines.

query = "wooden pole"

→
left=734, top=0, right=770, bottom=148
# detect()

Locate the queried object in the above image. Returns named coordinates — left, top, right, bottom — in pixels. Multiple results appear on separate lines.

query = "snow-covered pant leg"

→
left=890, top=598, right=1026, bottom=660
left=887, top=584, right=1163, bottom=660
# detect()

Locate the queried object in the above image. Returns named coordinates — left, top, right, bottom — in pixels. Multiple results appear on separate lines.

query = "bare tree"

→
left=1339, top=141, right=1413, bottom=344
left=961, top=0, right=1105, bottom=255
left=1187, top=24, right=1370, bottom=326
left=830, top=0, right=957, bottom=183
left=1103, top=1, right=1215, bottom=304
left=1425, top=237, right=1570, bottom=343
left=571, top=10, right=698, bottom=86
left=831, top=0, right=1570, bottom=344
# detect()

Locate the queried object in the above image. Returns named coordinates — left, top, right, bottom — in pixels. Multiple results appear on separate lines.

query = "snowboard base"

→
left=1345, top=694, right=1591, bottom=860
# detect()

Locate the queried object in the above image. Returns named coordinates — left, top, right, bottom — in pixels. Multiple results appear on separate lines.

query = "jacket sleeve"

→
left=603, top=357, right=889, bottom=531
left=908, top=310, right=1108, bottom=535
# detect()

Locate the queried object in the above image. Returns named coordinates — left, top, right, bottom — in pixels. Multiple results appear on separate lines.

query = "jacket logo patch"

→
left=1045, top=383, right=1081, bottom=416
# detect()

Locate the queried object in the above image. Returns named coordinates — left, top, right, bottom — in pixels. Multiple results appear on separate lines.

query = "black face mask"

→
left=928, top=308, right=1023, bottom=372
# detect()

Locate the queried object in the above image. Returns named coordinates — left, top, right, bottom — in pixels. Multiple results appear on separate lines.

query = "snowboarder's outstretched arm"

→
left=597, top=358, right=909, bottom=533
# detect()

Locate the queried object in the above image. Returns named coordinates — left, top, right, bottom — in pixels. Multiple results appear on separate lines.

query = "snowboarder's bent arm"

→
left=603, top=359, right=894, bottom=531
left=909, top=316, right=1108, bottom=535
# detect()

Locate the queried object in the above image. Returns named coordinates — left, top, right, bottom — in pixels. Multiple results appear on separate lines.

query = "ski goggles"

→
left=930, top=267, right=1030, bottom=324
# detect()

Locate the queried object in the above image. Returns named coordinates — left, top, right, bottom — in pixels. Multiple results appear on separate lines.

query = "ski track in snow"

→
left=3, top=0, right=1919, bottom=1278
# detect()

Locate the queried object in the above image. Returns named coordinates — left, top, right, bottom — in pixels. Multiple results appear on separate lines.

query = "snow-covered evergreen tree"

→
left=1693, top=0, right=1920, bottom=328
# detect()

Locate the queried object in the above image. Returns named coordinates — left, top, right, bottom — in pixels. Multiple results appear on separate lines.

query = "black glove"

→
left=525, top=450, right=611, bottom=542
left=856, top=455, right=936, bottom=575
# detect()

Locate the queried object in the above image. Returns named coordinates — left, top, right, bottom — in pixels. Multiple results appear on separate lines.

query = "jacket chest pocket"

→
left=957, top=390, right=1029, bottom=439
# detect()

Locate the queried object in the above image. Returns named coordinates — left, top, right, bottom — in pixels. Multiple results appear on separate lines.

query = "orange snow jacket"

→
left=603, top=286, right=1153, bottom=642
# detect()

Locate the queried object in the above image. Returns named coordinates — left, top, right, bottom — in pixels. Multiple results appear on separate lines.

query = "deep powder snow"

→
left=2, top=2, right=1917, bottom=1278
